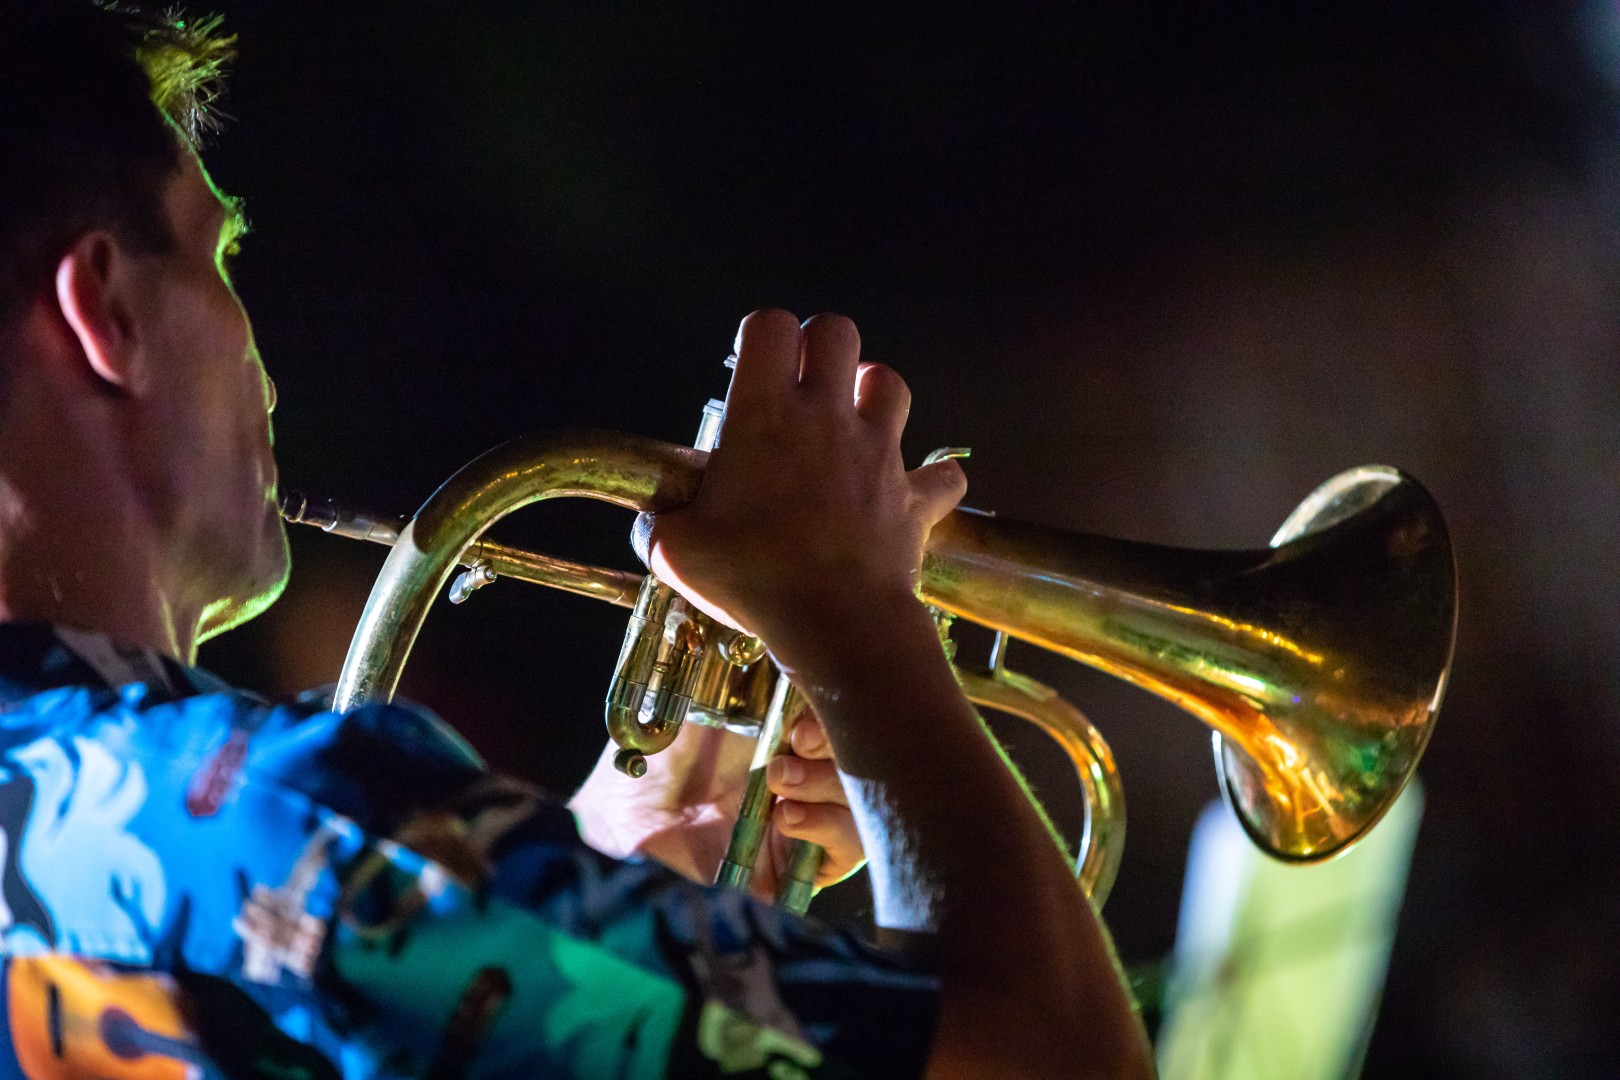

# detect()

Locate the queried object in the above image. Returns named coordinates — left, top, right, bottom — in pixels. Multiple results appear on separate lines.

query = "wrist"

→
left=762, top=591, right=953, bottom=700
left=758, top=592, right=959, bottom=718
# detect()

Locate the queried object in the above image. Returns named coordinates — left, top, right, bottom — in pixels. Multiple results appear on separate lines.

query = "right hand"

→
left=569, top=707, right=866, bottom=897
left=644, top=310, right=966, bottom=670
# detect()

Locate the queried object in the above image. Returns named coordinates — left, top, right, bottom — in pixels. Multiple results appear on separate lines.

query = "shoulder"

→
left=237, top=693, right=489, bottom=835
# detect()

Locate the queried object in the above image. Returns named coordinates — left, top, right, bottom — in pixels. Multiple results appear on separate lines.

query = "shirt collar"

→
left=0, top=622, right=198, bottom=707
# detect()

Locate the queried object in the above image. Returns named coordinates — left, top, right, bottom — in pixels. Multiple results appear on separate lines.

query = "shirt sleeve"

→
left=315, top=775, right=940, bottom=1080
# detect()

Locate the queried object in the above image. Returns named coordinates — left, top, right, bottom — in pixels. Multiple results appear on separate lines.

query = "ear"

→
left=53, top=231, right=149, bottom=394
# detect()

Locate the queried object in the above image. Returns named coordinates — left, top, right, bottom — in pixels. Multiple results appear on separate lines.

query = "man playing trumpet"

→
left=0, top=4, right=1151, bottom=1078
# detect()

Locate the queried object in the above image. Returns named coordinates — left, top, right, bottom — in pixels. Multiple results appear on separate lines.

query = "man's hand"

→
left=568, top=706, right=866, bottom=902
left=643, top=310, right=966, bottom=663
left=576, top=309, right=957, bottom=903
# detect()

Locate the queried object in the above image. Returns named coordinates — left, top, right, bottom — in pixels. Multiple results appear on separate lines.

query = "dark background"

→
left=193, top=5, right=1620, bottom=1077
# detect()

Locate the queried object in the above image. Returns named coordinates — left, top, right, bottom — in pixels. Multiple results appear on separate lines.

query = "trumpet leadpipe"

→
left=279, top=491, right=644, bottom=609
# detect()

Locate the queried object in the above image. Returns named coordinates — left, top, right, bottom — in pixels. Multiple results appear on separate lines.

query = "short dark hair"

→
left=0, top=2, right=235, bottom=329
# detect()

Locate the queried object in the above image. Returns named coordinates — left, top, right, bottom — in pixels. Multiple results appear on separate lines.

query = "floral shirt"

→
left=0, top=624, right=936, bottom=1080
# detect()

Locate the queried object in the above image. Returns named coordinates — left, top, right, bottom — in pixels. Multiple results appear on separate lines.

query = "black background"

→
left=193, top=5, right=1620, bottom=1077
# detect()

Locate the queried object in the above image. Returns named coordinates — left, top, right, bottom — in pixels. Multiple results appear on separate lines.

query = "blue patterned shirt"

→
left=0, top=624, right=937, bottom=1080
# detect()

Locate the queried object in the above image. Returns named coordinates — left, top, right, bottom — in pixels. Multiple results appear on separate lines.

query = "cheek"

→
left=157, top=281, right=270, bottom=477
left=206, top=280, right=254, bottom=372
left=193, top=282, right=261, bottom=419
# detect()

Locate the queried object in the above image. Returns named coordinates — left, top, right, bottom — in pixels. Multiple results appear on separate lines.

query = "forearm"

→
left=773, top=598, right=1153, bottom=1080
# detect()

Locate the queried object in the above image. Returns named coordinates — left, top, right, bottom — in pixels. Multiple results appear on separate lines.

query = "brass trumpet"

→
left=283, top=403, right=1455, bottom=913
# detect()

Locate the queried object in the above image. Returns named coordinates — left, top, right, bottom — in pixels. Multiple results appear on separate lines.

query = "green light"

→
left=1224, top=671, right=1269, bottom=696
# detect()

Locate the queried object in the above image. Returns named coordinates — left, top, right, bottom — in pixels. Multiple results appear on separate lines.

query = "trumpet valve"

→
left=643, top=597, right=706, bottom=736
left=605, top=576, right=677, bottom=759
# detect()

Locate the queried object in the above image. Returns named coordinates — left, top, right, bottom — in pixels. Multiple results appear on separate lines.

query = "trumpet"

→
left=282, top=383, right=1456, bottom=914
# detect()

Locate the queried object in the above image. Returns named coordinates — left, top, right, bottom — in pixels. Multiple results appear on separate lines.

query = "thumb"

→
left=909, top=457, right=968, bottom=525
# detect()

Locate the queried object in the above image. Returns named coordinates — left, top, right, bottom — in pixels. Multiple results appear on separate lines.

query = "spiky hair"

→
left=125, top=5, right=237, bottom=145
left=0, top=2, right=237, bottom=328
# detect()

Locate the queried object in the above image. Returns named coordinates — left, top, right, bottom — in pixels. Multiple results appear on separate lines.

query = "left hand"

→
left=568, top=703, right=866, bottom=903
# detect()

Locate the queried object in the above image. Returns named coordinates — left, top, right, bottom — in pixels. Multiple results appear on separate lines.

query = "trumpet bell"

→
left=920, top=465, right=1456, bottom=863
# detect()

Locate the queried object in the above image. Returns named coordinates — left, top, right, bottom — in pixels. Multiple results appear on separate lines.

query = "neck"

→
left=0, top=487, right=201, bottom=665
left=0, top=373, right=202, bottom=665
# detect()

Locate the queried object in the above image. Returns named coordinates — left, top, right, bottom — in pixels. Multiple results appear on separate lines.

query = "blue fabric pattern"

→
left=0, top=624, right=937, bottom=1080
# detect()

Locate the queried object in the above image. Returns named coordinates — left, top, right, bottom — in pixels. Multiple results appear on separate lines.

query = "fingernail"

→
left=796, top=725, right=824, bottom=753
left=772, top=757, right=805, bottom=786
left=780, top=801, right=806, bottom=826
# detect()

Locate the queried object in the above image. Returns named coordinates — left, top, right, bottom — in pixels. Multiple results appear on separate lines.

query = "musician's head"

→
left=0, top=2, right=286, bottom=649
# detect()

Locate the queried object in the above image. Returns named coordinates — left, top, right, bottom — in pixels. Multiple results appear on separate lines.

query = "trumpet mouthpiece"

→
left=278, top=492, right=402, bottom=545
left=278, top=490, right=324, bottom=527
